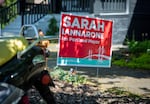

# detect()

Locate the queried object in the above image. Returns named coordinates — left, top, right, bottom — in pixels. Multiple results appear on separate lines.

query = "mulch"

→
left=51, top=80, right=150, bottom=104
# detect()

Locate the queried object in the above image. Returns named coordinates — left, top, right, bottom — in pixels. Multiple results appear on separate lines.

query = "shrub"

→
left=50, top=66, right=87, bottom=85
left=46, top=17, right=59, bottom=36
left=113, top=53, right=150, bottom=70
left=128, top=40, right=150, bottom=54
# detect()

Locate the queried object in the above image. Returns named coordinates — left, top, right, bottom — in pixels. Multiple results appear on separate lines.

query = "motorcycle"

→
left=0, top=82, right=48, bottom=104
left=0, top=25, right=57, bottom=104
left=0, top=82, right=25, bottom=104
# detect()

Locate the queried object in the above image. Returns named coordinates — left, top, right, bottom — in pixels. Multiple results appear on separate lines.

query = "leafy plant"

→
left=113, top=40, right=150, bottom=70
left=127, top=53, right=150, bottom=69
left=106, top=87, right=141, bottom=99
left=112, top=59, right=126, bottom=67
left=0, top=0, right=16, bottom=7
left=0, top=0, right=17, bottom=29
left=128, top=40, right=150, bottom=54
left=50, top=66, right=87, bottom=85
left=113, top=53, right=150, bottom=70
left=46, top=17, right=59, bottom=36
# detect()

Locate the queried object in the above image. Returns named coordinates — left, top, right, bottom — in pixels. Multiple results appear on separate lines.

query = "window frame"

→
left=98, top=0, right=129, bottom=15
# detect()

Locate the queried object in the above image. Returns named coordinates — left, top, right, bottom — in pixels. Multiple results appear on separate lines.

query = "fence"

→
left=0, top=0, right=51, bottom=30
left=62, top=0, right=91, bottom=12
left=51, top=0, right=91, bottom=13
left=0, top=0, right=91, bottom=36
left=22, top=1, right=50, bottom=25
left=98, top=0, right=127, bottom=13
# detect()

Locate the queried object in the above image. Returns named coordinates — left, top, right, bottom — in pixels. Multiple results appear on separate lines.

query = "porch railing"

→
left=0, top=0, right=51, bottom=31
left=21, top=1, right=51, bottom=25
left=0, top=0, right=92, bottom=35
left=51, top=0, right=92, bottom=13
left=62, top=0, right=90, bottom=12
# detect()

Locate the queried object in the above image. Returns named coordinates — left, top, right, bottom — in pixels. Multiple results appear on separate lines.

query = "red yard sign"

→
left=57, top=13, right=113, bottom=67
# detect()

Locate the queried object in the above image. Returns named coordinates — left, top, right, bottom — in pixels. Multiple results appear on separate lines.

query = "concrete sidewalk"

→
left=75, top=66, right=150, bottom=97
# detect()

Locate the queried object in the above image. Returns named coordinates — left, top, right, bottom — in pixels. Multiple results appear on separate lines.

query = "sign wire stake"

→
left=97, top=67, right=99, bottom=77
left=75, top=66, right=78, bottom=72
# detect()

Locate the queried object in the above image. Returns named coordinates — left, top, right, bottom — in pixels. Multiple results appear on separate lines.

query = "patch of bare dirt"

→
left=48, top=44, right=150, bottom=103
left=51, top=80, right=150, bottom=104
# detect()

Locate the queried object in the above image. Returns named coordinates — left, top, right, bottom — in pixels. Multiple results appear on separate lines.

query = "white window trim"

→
left=98, top=0, right=129, bottom=16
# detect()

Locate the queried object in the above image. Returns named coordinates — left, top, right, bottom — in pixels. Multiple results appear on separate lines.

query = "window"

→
left=97, top=0, right=129, bottom=15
